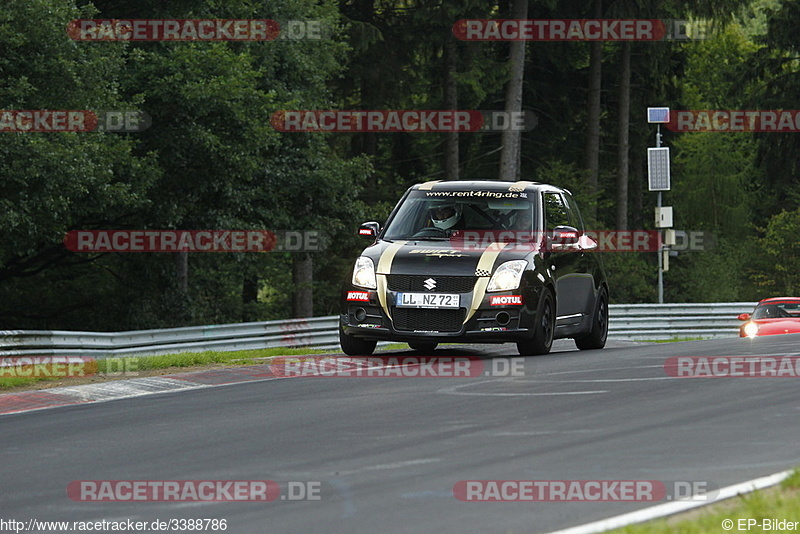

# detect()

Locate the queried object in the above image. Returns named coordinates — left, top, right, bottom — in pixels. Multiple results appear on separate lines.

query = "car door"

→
left=561, top=191, right=598, bottom=320
left=543, top=191, right=584, bottom=326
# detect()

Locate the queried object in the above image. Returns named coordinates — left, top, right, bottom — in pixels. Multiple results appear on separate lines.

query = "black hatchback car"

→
left=340, top=180, right=609, bottom=356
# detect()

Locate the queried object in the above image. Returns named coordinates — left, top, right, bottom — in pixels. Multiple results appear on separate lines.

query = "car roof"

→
left=758, top=297, right=800, bottom=305
left=410, top=180, right=569, bottom=195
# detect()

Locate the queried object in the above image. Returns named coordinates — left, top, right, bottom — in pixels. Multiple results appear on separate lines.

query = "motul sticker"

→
left=347, top=291, right=370, bottom=301
left=490, top=295, right=523, bottom=306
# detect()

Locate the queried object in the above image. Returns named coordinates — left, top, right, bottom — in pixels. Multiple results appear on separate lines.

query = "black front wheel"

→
left=517, top=290, right=555, bottom=356
left=340, top=326, right=377, bottom=356
left=575, top=288, right=608, bottom=350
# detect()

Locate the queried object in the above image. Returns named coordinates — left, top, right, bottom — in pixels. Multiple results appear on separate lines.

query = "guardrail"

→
left=0, top=316, right=342, bottom=358
left=608, top=302, right=756, bottom=341
left=0, top=302, right=757, bottom=358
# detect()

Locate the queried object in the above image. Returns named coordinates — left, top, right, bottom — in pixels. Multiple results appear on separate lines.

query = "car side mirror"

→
left=549, top=225, right=580, bottom=251
left=737, top=313, right=751, bottom=321
left=358, top=221, right=381, bottom=238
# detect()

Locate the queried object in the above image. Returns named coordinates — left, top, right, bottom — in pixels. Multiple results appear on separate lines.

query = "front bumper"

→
left=341, top=285, right=540, bottom=343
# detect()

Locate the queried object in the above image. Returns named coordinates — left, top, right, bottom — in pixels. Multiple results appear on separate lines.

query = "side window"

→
left=543, top=193, right=569, bottom=231
left=561, top=192, right=585, bottom=232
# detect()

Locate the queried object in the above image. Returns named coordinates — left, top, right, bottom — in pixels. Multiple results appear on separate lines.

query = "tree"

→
left=498, top=0, right=529, bottom=181
left=751, top=208, right=800, bottom=295
left=744, top=0, right=800, bottom=216
left=583, top=0, right=603, bottom=214
left=0, top=0, right=160, bottom=328
left=616, top=40, right=631, bottom=230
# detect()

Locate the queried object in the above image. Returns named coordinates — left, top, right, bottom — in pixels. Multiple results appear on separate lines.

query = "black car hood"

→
left=362, top=239, right=538, bottom=276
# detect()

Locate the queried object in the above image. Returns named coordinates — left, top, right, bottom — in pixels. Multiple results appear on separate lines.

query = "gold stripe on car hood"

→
left=464, top=242, right=509, bottom=323
left=376, top=240, right=407, bottom=321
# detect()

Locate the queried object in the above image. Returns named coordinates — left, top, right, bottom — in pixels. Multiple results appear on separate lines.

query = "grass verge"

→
left=609, top=469, right=800, bottom=533
left=0, top=347, right=334, bottom=391
left=0, top=341, right=460, bottom=391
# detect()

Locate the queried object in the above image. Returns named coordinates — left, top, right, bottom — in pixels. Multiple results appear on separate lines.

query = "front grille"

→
left=387, top=275, right=477, bottom=293
left=392, top=308, right=465, bottom=332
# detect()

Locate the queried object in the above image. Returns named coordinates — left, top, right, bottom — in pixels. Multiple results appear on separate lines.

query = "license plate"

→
left=396, top=292, right=460, bottom=309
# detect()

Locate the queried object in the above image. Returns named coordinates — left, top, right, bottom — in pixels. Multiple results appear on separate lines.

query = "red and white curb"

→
left=545, top=469, right=794, bottom=534
left=0, top=357, right=399, bottom=416
left=0, top=365, right=281, bottom=416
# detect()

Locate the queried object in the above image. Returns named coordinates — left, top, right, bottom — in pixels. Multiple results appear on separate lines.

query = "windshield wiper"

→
left=404, top=236, right=450, bottom=241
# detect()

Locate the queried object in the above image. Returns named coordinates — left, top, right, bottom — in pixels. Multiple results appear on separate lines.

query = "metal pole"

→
left=656, top=125, right=663, bottom=304
left=657, top=191, right=663, bottom=304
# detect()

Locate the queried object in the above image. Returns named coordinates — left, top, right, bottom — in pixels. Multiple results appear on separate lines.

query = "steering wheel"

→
left=412, top=227, right=449, bottom=238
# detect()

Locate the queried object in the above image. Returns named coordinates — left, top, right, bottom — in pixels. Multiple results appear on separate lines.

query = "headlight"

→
left=352, top=256, right=377, bottom=289
left=487, top=260, right=527, bottom=292
left=744, top=322, right=759, bottom=338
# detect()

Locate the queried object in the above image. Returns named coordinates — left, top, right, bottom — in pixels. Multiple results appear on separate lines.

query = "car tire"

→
left=517, top=290, right=554, bottom=356
left=408, top=342, right=438, bottom=352
left=574, top=288, right=608, bottom=351
left=339, top=325, right=377, bottom=356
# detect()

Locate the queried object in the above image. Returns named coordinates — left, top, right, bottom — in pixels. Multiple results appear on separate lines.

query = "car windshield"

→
left=382, top=190, right=538, bottom=241
left=752, top=301, right=800, bottom=319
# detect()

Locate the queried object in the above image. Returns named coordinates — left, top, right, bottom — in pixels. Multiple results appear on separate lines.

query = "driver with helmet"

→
left=428, top=202, right=464, bottom=231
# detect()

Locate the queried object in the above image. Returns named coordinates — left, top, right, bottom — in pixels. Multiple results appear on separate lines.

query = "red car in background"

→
left=738, top=297, right=800, bottom=338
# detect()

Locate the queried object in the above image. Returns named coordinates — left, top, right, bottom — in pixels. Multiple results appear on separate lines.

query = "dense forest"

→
left=1, top=0, right=798, bottom=331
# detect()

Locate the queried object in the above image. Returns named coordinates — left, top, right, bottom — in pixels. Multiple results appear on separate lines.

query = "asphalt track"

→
left=2, top=334, right=800, bottom=533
